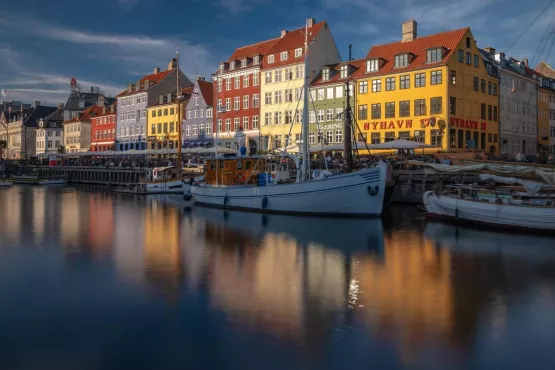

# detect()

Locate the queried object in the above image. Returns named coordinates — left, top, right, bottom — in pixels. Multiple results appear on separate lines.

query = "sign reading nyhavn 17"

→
left=362, top=117, right=488, bottom=131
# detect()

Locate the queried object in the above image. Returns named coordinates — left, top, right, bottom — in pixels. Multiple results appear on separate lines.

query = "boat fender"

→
left=183, top=193, right=193, bottom=201
left=224, top=195, right=229, bottom=206
left=262, top=196, right=268, bottom=209
left=368, top=185, right=379, bottom=196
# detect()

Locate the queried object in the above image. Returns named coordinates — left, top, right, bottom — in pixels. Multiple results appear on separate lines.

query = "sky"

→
left=0, top=0, right=554, bottom=105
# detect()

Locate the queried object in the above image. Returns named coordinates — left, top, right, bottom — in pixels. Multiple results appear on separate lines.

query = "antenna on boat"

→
left=176, top=51, right=183, bottom=179
left=344, top=44, right=354, bottom=172
left=300, top=18, right=311, bottom=182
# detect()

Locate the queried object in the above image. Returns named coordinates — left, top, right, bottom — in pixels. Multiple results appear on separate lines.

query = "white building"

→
left=63, top=105, right=100, bottom=153
left=483, top=49, right=538, bottom=156
left=116, top=58, right=191, bottom=151
left=36, top=104, right=64, bottom=155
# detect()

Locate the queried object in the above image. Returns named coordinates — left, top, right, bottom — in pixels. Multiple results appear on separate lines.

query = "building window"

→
left=488, top=105, right=493, bottom=120
left=450, top=97, right=456, bottom=115
left=415, top=73, right=426, bottom=87
left=152, top=110, right=157, bottom=117
left=385, top=102, right=395, bottom=118
left=359, top=81, right=368, bottom=94
left=243, top=116, right=249, bottom=130
left=366, top=59, right=379, bottom=72
left=414, top=130, right=425, bottom=143
left=243, top=74, right=249, bottom=88
left=481, top=79, right=486, bottom=93
left=309, top=111, right=316, bottom=123
left=394, top=54, right=408, bottom=68
left=370, top=133, right=379, bottom=144
left=466, top=51, right=471, bottom=65
left=230, top=61, right=235, bottom=70
left=280, top=51, right=288, bottom=61
left=295, top=65, right=304, bottom=79
left=265, top=72, right=272, bottom=84
left=431, top=129, right=442, bottom=147
left=493, top=106, right=498, bottom=121
left=400, top=75, right=410, bottom=89
left=385, top=132, right=395, bottom=142
left=295, top=48, right=302, bottom=58
left=226, top=98, right=231, bottom=111
left=296, top=87, right=303, bottom=100
left=336, top=108, right=344, bottom=120
left=399, top=100, right=410, bottom=117
left=226, top=79, right=231, bottom=91
left=326, top=109, right=334, bottom=122
left=430, top=97, right=442, bottom=114
left=284, top=111, right=292, bottom=124
left=322, top=68, right=330, bottom=81
left=488, top=81, right=493, bottom=95
left=474, top=55, right=479, bottom=67
left=317, top=110, right=324, bottom=122
left=473, top=77, right=479, bottom=91
left=253, top=55, right=260, bottom=64
left=371, top=103, right=381, bottom=119
left=466, top=37, right=471, bottom=48
left=252, top=115, right=259, bottom=129
left=275, top=112, right=283, bottom=125
left=326, top=87, right=334, bottom=100
left=427, top=48, right=442, bottom=63
left=242, top=95, right=248, bottom=109
left=265, top=112, right=272, bottom=125
left=151, top=124, right=156, bottom=134
left=340, top=65, right=348, bottom=78
left=326, top=131, right=333, bottom=144
left=253, top=94, right=259, bottom=108
left=234, top=77, right=240, bottom=89
left=265, top=92, right=272, bottom=105
left=450, top=70, right=456, bottom=85
left=253, top=73, right=259, bottom=86
left=317, top=89, right=324, bottom=100
left=481, top=103, right=486, bottom=119
left=285, top=68, right=293, bottom=81
left=275, top=70, right=282, bottom=82
left=372, top=79, right=381, bottom=92
left=385, top=77, right=396, bottom=91
left=268, top=55, right=274, bottom=63
left=431, top=70, right=442, bottom=85
left=335, top=130, right=343, bottom=143
left=358, top=104, right=368, bottom=120
left=458, top=49, right=464, bottom=63
left=234, top=96, right=240, bottom=110
left=415, top=99, right=426, bottom=116
left=275, top=90, right=282, bottom=104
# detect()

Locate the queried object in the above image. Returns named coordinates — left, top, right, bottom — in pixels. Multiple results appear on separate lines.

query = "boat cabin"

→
left=204, top=158, right=267, bottom=185
left=145, top=166, right=181, bottom=182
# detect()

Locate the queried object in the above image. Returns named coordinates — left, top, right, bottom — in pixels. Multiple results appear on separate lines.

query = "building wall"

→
left=214, top=66, right=261, bottom=149
left=308, top=82, right=350, bottom=145
left=498, top=68, right=538, bottom=156
left=36, top=127, right=63, bottom=154
left=183, top=87, right=213, bottom=147
left=64, top=121, right=91, bottom=153
left=538, top=87, right=551, bottom=150
left=550, top=92, right=555, bottom=154
left=146, top=101, right=183, bottom=149
left=91, top=113, right=116, bottom=151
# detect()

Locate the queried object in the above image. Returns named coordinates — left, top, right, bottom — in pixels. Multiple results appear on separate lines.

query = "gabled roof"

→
left=360, top=28, right=469, bottom=77
left=63, top=105, right=103, bottom=124
left=262, top=21, right=326, bottom=69
left=2, top=106, right=57, bottom=128
left=116, top=69, right=175, bottom=97
left=64, top=91, right=113, bottom=111
left=311, top=59, right=365, bottom=87
left=536, top=61, right=555, bottom=79
left=40, top=107, right=64, bottom=128
left=196, top=80, right=213, bottom=106
left=216, top=38, right=280, bottom=75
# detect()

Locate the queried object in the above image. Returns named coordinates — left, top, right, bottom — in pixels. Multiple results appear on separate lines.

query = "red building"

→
left=91, top=103, right=117, bottom=151
left=213, top=37, right=280, bottom=151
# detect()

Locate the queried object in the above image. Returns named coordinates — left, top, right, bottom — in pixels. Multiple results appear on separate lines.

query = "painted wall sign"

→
left=450, top=117, right=487, bottom=131
left=363, top=120, right=413, bottom=131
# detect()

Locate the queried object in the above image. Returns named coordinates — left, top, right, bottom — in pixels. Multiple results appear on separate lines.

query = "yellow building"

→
left=146, top=89, right=190, bottom=149
left=355, top=21, right=500, bottom=154
left=259, top=19, right=341, bottom=150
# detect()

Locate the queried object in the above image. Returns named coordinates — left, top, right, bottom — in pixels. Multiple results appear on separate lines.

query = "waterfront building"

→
left=535, top=61, right=555, bottom=154
left=146, top=87, right=192, bottom=150
left=116, top=59, right=192, bottom=151
left=64, top=86, right=112, bottom=121
left=213, top=36, right=279, bottom=152
left=482, top=49, right=538, bottom=156
left=91, top=103, right=117, bottom=152
left=183, top=77, right=214, bottom=149
left=259, top=18, right=341, bottom=151
left=35, top=104, right=64, bottom=156
left=534, top=73, right=555, bottom=154
left=0, top=102, right=58, bottom=159
left=356, top=21, right=500, bottom=154
left=63, top=105, right=103, bottom=153
left=308, top=60, right=362, bottom=146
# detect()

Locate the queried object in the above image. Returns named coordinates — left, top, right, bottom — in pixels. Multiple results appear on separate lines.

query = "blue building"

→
left=183, top=77, right=213, bottom=148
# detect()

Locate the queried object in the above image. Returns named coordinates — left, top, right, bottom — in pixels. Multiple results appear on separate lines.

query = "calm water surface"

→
left=1, top=185, right=554, bottom=370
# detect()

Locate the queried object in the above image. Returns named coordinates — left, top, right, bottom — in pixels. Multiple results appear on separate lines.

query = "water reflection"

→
left=0, top=187, right=554, bottom=369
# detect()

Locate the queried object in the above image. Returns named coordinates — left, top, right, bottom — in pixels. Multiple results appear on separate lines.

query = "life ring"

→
left=235, top=173, right=245, bottom=184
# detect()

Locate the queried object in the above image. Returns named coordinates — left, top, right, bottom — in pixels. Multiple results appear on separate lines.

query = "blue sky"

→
left=0, top=0, right=553, bottom=105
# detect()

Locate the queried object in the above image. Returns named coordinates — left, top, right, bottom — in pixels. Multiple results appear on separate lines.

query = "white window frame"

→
left=366, top=59, right=379, bottom=72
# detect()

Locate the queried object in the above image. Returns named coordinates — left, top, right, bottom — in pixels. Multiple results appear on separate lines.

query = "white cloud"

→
left=218, top=0, right=266, bottom=15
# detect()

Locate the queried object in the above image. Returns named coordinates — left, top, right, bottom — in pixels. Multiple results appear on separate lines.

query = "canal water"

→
left=0, top=185, right=554, bottom=370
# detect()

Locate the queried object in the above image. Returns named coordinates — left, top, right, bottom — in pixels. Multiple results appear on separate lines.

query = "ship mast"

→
left=300, top=18, right=311, bottom=182
left=344, top=44, right=354, bottom=173
left=176, top=51, right=183, bottom=178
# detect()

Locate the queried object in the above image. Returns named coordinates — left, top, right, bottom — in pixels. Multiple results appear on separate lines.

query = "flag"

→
left=1, top=89, right=7, bottom=97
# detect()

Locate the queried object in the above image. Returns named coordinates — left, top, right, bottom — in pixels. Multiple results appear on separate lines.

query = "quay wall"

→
left=34, top=166, right=147, bottom=186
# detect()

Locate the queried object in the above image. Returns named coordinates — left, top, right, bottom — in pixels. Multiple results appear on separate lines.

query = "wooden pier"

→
left=34, top=166, right=147, bottom=186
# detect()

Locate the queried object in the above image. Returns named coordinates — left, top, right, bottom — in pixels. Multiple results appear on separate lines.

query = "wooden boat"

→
left=423, top=185, right=555, bottom=232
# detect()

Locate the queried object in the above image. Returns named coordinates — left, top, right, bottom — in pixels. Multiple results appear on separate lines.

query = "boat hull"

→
left=116, top=183, right=192, bottom=195
left=0, top=181, right=13, bottom=187
left=189, top=164, right=386, bottom=216
left=423, top=190, right=555, bottom=232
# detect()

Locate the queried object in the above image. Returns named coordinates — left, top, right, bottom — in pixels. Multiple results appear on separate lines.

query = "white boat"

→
left=188, top=20, right=389, bottom=217
left=423, top=187, right=555, bottom=232
left=0, top=181, right=13, bottom=187
left=117, top=166, right=203, bottom=195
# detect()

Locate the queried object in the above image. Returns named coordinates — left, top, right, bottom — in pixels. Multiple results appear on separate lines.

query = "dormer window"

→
left=295, top=48, right=302, bottom=58
left=230, top=61, right=235, bottom=70
left=366, top=59, right=379, bottom=72
left=280, top=51, right=288, bottom=61
left=394, top=54, right=409, bottom=68
left=219, top=63, right=225, bottom=73
left=268, top=55, right=275, bottom=64
left=253, top=55, right=260, bottom=65
left=340, top=65, right=348, bottom=79
left=322, top=68, right=330, bottom=81
left=241, top=59, right=247, bottom=68
left=427, top=48, right=443, bottom=63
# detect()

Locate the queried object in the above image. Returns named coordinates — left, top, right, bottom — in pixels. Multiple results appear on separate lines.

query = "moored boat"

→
left=0, top=181, right=13, bottom=187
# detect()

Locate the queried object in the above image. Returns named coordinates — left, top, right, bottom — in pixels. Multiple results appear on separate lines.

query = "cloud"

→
left=217, top=0, right=266, bottom=15
left=116, top=0, right=141, bottom=11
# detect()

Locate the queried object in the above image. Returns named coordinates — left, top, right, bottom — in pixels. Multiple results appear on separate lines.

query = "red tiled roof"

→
left=262, top=21, right=326, bottom=69
left=116, top=69, right=174, bottom=97
left=196, top=80, right=213, bottom=106
left=228, top=38, right=280, bottom=62
left=311, top=59, right=365, bottom=87
left=63, top=105, right=104, bottom=124
left=357, top=28, right=469, bottom=78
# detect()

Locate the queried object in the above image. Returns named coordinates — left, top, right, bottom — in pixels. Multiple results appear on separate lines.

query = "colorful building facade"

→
left=308, top=61, right=362, bottom=145
left=535, top=74, right=555, bottom=153
left=36, top=104, right=64, bottom=155
left=63, top=105, right=102, bottom=153
left=356, top=21, right=500, bottom=154
left=213, top=37, right=279, bottom=152
left=259, top=18, right=341, bottom=151
left=183, top=78, right=213, bottom=148
left=91, top=103, right=117, bottom=152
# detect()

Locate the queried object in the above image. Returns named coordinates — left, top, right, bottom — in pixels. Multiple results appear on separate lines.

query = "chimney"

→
left=58, top=103, right=64, bottom=110
left=197, top=76, right=205, bottom=82
left=168, top=58, right=177, bottom=70
left=102, top=106, right=107, bottom=115
left=307, top=18, right=316, bottom=28
left=127, top=84, right=133, bottom=93
left=484, top=47, right=496, bottom=56
left=154, top=67, right=161, bottom=74
left=98, top=95, right=105, bottom=107
left=34, top=101, right=40, bottom=108
left=111, top=104, right=115, bottom=114
left=281, top=30, right=288, bottom=38
left=402, top=20, right=417, bottom=42
left=523, top=58, right=529, bottom=67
